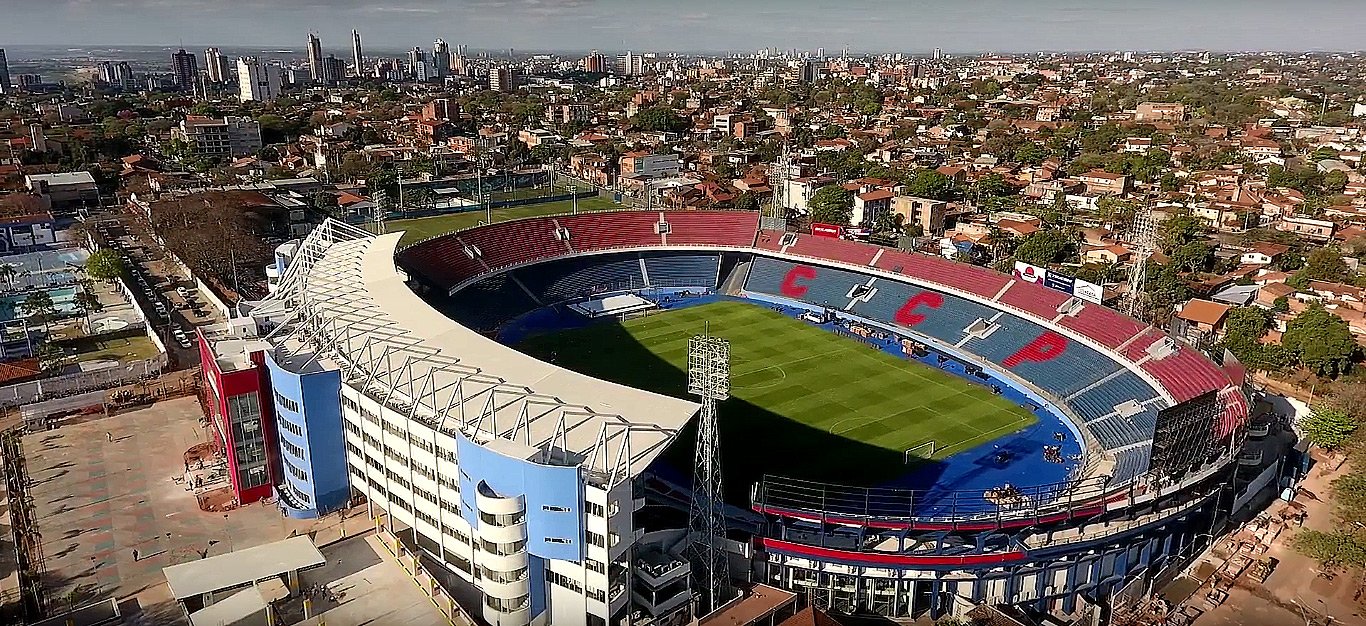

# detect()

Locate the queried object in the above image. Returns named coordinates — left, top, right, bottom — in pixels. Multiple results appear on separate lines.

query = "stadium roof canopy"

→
left=253, top=220, right=699, bottom=484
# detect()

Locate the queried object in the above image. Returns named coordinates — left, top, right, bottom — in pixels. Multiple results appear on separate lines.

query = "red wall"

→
left=197, top=331, right=278, bottom=506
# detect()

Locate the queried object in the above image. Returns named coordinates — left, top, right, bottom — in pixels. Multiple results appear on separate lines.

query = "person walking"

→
left=106, top=432, right=113, bottom=442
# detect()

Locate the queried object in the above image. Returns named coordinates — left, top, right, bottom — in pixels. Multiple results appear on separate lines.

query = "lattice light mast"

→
left=688, top=334, right=732, bottom=616
left=1125, top=205, right=1157, bottom=319
left=768, top=141, right=792, bottom=221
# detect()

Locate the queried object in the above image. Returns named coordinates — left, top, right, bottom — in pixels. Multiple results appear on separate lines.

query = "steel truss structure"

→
left=688, top=335, right=732, bottom=615
left=249, top=219, right=692, bottom=488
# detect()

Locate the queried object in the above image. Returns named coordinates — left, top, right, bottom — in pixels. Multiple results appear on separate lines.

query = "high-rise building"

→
left=171, top=48, right=198, bottom=90
left=351, top=30, right=363, bottom=77
left=489, top=67, right=518, bottom=93
left=320, top=55, right=346, bottom=84
left=98, top=61, right=136, bottom=89
left=933, top=47, right=943, bottom=61
left=307, top=33, right=323, bottom=83
left=582, top=50, right=607, bottom=73
left=0, top=48, right=9, bottom=95
left=205, top=47, right=229, bottom=83
left=799, top=60, right=819, bottom=84
left=237, top=56, right=282, bottom=102
left=432, top=39, right=451, bottom=78
left=618, top=50, right=641, bottom=76
left=408, top=47, right=427, bottom=79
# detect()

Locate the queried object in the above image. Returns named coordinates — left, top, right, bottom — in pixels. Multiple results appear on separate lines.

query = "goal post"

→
left=904, top=441, right=936, bottom=464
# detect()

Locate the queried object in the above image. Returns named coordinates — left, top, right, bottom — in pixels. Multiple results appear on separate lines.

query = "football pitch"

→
left=513, top=300, right=1038, bottom=498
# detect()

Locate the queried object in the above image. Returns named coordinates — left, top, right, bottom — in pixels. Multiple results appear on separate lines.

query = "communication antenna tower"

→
left=1125, top=206, right=1157, bottom=319
left=769, top=142, right=792, bottom=220
left=688, top=333, right=732, bottom=616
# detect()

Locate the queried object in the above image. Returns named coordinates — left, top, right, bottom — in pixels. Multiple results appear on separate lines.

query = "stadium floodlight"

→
left=688, top=333, right=731, bottom=615
left=687, top=335, right=730, bottom=400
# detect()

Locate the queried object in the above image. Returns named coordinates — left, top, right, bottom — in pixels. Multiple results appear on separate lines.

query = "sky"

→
left=0, top=0, right=1364, bottom=54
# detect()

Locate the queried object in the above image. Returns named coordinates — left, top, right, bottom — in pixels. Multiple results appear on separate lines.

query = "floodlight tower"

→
left=1125, top=205, right=1157, bottom=319
left=769, top=141, right=792, bottom=220
left=687, top=334, right=732, bottom=616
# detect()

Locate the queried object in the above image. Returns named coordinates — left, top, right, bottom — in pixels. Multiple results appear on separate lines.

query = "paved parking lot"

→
left=25, top=397, right=345, bottom=625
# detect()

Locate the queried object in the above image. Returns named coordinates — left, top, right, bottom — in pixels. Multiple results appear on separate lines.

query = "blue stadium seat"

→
left=1068, top=372, right=1163, bottom=422
left=963, top=313, right=1121, bottom=398
left=745, top=256, right=867, bottom=309
left=1111, top=446, right=1151, bottom=483
left=437, top=272, right=538, bottom=332
left=851, top=279, right=998, bottom=345
left=644, top=253, right=721, bottom=288
left=518, top=257, right=646, bottom=303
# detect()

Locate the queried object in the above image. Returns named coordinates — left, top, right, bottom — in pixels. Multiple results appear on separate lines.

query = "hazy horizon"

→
left=1, top=0, right=1364, bottom=54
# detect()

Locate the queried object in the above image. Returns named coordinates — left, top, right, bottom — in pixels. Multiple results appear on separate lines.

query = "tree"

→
left=1158, top=210, right=1204, bottom=251
left=73, top=289, right=102, bottom=325
left=1013, top=230, right=1074, bottom=266
left=84, top=249, right=127, bottom=281
left=1220, top=306, right=1275, bottom=369
left=807, top=185, right=854, bottom=226
left=631, top=107, right=687, bottom=133
left=1302, top=405, right=1357, bottom=451
left=1282, top=304, right=1358, bottom=377
left=906, top=170, right=957, bottom=201
left=1289, top=246, right=1351, bottom=288
left=1272, top=295, right=1290, bottom=313
left=21, top=290, right=56, bottom=328
left=1169, top=241, right=1213, bottom=274
left=733, top=191, right=760, bottom=212
left=1293, top=530, right=1366, bottom=568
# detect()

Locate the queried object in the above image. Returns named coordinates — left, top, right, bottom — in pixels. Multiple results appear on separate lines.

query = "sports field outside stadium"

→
left=513, top=300, right=1037, bottom=501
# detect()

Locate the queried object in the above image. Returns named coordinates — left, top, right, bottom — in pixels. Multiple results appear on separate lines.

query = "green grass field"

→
left=514, top=301, right=1037, bottom=499
left=389, top=196, right=624, bottom=245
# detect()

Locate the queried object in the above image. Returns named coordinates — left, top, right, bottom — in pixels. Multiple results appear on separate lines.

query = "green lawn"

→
left=61, top=334, right=162, bottom=364
left=513, top=301, right=1037, bottom=500
left=389, top=196, right=624, bottom=245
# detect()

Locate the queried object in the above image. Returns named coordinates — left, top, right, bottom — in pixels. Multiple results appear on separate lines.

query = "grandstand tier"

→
left=398, top=210, right=1249, bottom=473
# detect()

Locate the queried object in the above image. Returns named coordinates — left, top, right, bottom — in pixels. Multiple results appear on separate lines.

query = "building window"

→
left=584, top=502, right=604, bottom=517
left=278, top=416, right=304, bottom=438
left=479, top=511, right=525, bottom=527
left=284, top=458, right=309, bottom=482
left=281, top=439, right=305, bottom=459
left=274, top=390, right=300, bottom=414
left=586, top=531, right=605, bottom=548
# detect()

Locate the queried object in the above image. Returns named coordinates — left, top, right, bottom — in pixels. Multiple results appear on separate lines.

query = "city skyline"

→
left=2, top=0, right=1366, bottom=53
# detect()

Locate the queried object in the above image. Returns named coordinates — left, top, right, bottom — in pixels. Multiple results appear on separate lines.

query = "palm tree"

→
left=0, top=264, right=17, bottom=292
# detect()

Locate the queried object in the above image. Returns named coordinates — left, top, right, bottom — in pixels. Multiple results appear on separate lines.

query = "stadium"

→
left=236, top=209, right=1253, bottom=626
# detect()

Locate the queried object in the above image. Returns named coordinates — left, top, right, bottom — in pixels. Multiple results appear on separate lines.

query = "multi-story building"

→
left=210, top=222, right=699, bottom=625
left=319, top=55, right=347, bottom=84
left=205, top=47, right=229, bottom=83
left=351, top=30, right=364, bottom=77
left=98, top=61, right=136, bottom=90
left=432, top=39, right=451, bottom=77
left=892, top=195, right=948, bottom=236
left=582, top=51, right=608, bottom=73
left=545, top=104, right=591, bottom=126
left=197, top=319, right=279, bottom=506
left=618, top=51, right=642, bottom=76
left=171, top=48, right=198, bottom=90
left=307, top=34, right=323, bottom=83
left=619, top=151, right=680, bottom=179
left=408, top=47, right=428, bottom=79
left=172, top=116, right=264, bottom=159
left=0, top=48, right=9, bottom=95
left=489, top=67, right=518, bottom=93
left=237, top=57, right=282, bottom=102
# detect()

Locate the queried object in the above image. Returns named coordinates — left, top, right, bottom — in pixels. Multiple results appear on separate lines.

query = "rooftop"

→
left=257, top=221, right=699, bottom=480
